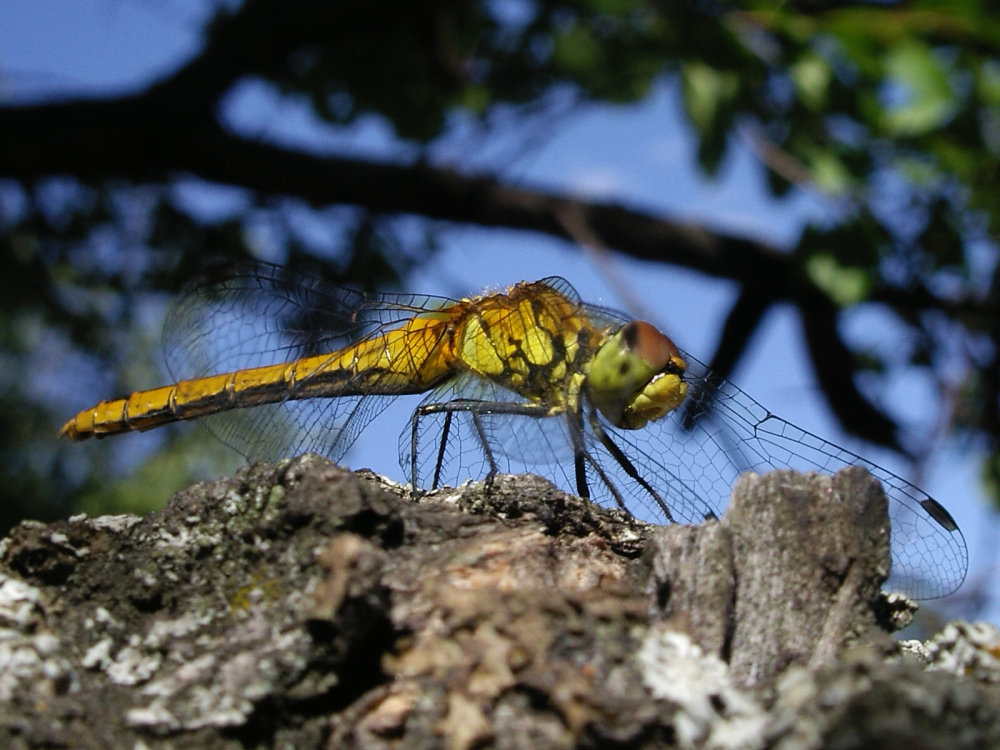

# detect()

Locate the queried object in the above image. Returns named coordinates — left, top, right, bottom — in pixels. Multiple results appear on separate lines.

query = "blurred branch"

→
left=708, top=287, right=774, bottom=384
left=0, top=98, right=789, bottom=291
left=0, top=92, right=985, bottom=453
left=798, top=292, right=902, bottom=452
left=1, top=93, right=989, bottom=328
left=0, top=0, right=994, bottom=458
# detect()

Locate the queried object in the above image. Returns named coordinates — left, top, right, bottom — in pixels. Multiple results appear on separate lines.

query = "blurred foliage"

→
left=3, top=0, right=1000, bottom=528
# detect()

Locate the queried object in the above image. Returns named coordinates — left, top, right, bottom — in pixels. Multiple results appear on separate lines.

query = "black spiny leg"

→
left=470, top=410, right=499, bottom=491
left=574, top=449, right=590, bottom=500
left=566, top=403, right=591, bottom=500
left=587, top=406, right=677, bottom=523
left=410, top=399, right=552, bottom=493
left=432, top=411, right=453, bottom=489
left=567, top=406, right=632, bottom=513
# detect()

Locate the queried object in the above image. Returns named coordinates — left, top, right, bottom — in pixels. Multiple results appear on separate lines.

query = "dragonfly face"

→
left=59, top=265, right=968, bottom=600
left=587, top=321, right=688, bottom=430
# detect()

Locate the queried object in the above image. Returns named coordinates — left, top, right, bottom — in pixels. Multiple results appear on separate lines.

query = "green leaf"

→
left=807, top=147, right=853, bottom=195
left=976, top=60, right=1000, bottom=105
left=804, top=253, right=872, bottom=307
left=791, top=52, right=832, bottom=112
left=553, top=23, right=603, bottom=77
left=881, top=39, right=955, bottom=136
left=681, top=61, right=739, bottom=135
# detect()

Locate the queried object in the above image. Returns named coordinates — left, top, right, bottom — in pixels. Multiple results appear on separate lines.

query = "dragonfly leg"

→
left=573, top=450, right=589, bottom=500
left=408, top=411, right=425, bottom=494
left=469, top=411, right=499, bottom=490
left=587, top=407, right=678, bottom=523
left=561, top=405, right=632, bottom=512
left=410, top=399, right=552, bottom=492
left=565, top=410, right=594, bottom=501
left=577, top=439, right=632, bottom=513
left=432, top=411, right=453, bottom=490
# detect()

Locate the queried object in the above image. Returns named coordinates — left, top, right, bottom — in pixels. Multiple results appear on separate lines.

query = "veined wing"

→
left=609, top=347, right=968, bottom=600
left=402, top=372, right=720, bottom=524
left=162, top=263, right=458, bottom=462
left=476, top=281, right=965, bottom=597
left=159, top=267, right=966, bottom=597
left=401, top=373, right=576, bottom=487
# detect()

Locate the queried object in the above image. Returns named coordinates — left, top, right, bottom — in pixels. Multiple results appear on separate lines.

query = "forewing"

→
left=161, top=262, right=455, bottom=462
left=164, top=263, right=453, bottom=374
left=639, top=348, right=969, bottom=599
left=565, top=425, right=713, bottom=528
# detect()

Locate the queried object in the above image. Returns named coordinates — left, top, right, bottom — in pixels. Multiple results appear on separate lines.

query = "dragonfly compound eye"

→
left=587, top=321, right=688, bottom=429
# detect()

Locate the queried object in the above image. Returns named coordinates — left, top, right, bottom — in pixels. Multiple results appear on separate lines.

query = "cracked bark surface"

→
left=0, top=455, right=996, bottom=749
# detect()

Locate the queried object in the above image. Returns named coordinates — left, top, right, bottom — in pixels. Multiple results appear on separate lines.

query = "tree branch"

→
left=0, top=88, right=980, bottom=453
left=0, top=97, right=793, bottom=289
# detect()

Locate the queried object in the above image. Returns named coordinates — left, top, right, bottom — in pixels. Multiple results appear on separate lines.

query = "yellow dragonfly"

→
left=60, top=264, right=967, bottom=599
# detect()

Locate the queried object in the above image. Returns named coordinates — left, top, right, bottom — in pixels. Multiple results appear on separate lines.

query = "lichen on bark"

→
left=0, top=456, right=995, bottom=749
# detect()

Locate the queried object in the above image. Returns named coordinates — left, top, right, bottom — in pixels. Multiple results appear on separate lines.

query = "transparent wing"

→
left=162, top=262, right=455, bottom=462
left=400, top=374, right=574, bottom=490
left=616, top=348, right=968, bottom=600
left=400, top=373, right=719, bottom=523
left=401, top=344, right=966, bottom=599
left=160, top=267, right=966, bottom=598
left=567, top=289, right=965, bottom=598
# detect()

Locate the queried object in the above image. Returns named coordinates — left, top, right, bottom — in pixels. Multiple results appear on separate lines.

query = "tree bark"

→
left=0, top=456, right=993, bottom=748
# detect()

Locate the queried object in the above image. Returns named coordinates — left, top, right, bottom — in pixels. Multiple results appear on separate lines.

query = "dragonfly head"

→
left=587, top=321, right=688, bottom=430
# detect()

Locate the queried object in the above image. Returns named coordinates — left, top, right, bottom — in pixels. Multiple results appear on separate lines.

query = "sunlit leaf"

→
left=808, top=147, right=853, bottom=195
left=804, top=253, right=871, bottom=307
left=681, top=61, right=739, bottom=135
left=791, top=52, right=832, bottom=112
left=881, top=39, right=955, bottom=136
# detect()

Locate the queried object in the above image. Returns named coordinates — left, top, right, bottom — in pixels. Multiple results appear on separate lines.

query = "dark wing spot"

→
left=618, top=361, right=631, bottom=375
left=920, top=498, right=959, bottom=532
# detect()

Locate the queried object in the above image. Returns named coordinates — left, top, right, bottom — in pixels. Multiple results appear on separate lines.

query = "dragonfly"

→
left=60, top=263, right=968, bottom=599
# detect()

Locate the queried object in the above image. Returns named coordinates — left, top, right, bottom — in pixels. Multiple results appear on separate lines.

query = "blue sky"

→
left=2, top=0, right=992, bottom=614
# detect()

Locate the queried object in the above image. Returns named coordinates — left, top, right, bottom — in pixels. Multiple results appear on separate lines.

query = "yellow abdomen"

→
left=60, top=311, right=455, bottom=440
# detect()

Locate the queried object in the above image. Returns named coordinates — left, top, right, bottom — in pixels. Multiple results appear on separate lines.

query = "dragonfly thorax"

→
left=587, top=321, right=688, bottom=430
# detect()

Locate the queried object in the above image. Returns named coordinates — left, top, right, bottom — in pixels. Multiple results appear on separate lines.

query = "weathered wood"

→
left=0, top=456, right=992, bottom=749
